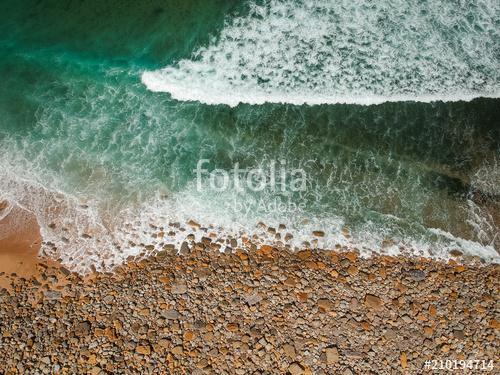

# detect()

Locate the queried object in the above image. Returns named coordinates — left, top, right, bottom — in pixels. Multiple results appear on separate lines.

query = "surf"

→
left=142, top=0, right=500, bottom=106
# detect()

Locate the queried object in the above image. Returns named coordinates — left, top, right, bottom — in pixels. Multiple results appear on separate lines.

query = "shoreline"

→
left=0, top=238, right=498, bottom=373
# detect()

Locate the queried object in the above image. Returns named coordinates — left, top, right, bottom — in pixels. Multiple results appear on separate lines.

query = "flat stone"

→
left=453, top=330, right=465, bottom=340
left=171, top=283, right=188, bottom=294
left=347, top=265, right=358, bottom=276
left=187, top=220, right=200, bottom=229
left=163, top=309, right=180, bottom=320
left=288, top=362, right=304, bottom=375
left=171, top=346, right=183, bottom=355
left=245, top=293, right=262, bottom=306
left=408, top=270, right=426, bottom=282
left=318, top=299, right=334, bottom=311
left=43, top=290, right=61, bottom=300
left=180, top=241, right=190, bottom=255
left=364, top=294, right=383, bottom=309
left=449, top=249, right=463, bottom=257
left=75, top=321, right=91, bottom=337
left=136, top=345, right=151, bottom=355
left=325, top=347, right=339, bottom=364
left=283, top=344, right=296, bottom=358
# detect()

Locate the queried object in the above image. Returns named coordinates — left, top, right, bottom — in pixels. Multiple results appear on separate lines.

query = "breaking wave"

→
left=143, top=0, right=500, bottom=106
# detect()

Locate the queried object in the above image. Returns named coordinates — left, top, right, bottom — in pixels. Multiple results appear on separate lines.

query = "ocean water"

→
left=0, top=0, right=499, bottom=272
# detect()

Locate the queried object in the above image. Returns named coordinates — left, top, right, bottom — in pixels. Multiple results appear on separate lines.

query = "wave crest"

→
left=143, top=0, right=500, bottom=106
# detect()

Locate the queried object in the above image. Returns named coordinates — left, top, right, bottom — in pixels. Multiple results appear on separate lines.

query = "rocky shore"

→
left=0, top=241, right=498, bottom=374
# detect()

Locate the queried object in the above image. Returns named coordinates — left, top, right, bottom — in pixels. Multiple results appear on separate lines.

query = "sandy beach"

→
left=0, top=202, right=43, bottom=290
left=0, top=233, right=498, bottom=374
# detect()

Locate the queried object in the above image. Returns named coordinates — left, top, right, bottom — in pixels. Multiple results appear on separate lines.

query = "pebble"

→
left=171, top=283, right=188, bottom=294
left=0, top=244, right=496, bottom=374
left=364, top=294, right=383, bottom=309
left=325, top=347, right=339, bottom=364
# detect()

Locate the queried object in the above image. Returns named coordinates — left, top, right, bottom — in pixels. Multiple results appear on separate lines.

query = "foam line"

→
left=143, top=0, right=500, bottom=106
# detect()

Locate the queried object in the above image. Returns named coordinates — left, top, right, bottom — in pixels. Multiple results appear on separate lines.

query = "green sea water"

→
left=0, top=0, right=499, bottom=271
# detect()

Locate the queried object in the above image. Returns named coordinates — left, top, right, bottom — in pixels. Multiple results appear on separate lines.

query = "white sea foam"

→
left=143, top=0, right=500, bottom=106
left=1, top=162, right=499, bottom=274
left=2, top=133, right=499, bottom=273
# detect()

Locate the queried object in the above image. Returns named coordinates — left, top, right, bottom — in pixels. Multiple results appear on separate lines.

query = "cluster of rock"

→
left=0, top=237, right=498, bottom=374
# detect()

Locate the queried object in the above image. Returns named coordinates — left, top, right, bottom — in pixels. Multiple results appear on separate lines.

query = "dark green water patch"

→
left=1, top=0, right=244, bottom=65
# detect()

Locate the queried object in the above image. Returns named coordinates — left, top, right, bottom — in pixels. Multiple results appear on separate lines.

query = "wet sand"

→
left=0, top=202, right=43, bottom=289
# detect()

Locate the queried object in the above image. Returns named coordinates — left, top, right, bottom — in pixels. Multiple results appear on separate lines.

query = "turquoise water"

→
left=0, top=0, right=499, bottom=271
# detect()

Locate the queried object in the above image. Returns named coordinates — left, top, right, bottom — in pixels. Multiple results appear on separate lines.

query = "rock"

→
left=258, top=245, right=273, bottom=255
left=344, top=351, right=363, bottom=359
left=180, top=241, right=190, bottom=255
left=1, top=228, right=497, bottom=374
left=424, top=326, right=434, bottom=337
left=75, top=321, right=91, bottom=337
left=312, top=231, right=325, bottom=237
left=163, top=309, right=180, bottom=320
left=449, top=249, right=463, bottom=257
left=297, top=292, right=308, bottom=303
left=408, top=270, right=426, bottom=282
left=0, top=200, right=8, bottom=211
left=400, top=352, right=407, bottom=369
left=102, top=294, right=114, bottom=304
left=453, top=330, right=465, bottom=340
left=340, top=259, right=350, bottom=267
left=158, top=339, right=171, bottom=348
left=384, top=329, right=397, bottom=340
left=187, top=220, right=201, bottom=229
left=325, top=347, right=339, bottom=364
left=318, top=299, right=334, bottom=311
left=171, top=346, right=183, bottom=355
left=196, top=359, right=209, bottom=369
left=347, top=265, right=358, bottom=276
left=288, top=362, right=304, bottom=375
left=59, top=267, right=71, bottom=276
left=346, top=252, right=358, bottom=262
left=283, top=344, right=296, bottom=358
left=488, top=319, right=499, bottom=329
left=429, top=304, right=437, bottom=316
left=41, top=357, right=51, bottom=365
left=401, top=315, right=412, bottom=324
left=297, top=250, right=312, bottom=260
left=364, top=294, right=383, bottom=309
left=163, top=244, right=176, bottom=253
left=43, top=290, right=61, bottom=300
left=136, top=345, right=151, bottom=355
left=245, top=293, right=262, bottom=306
left=171, top=283, right=188, bottom=294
